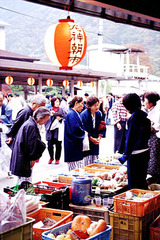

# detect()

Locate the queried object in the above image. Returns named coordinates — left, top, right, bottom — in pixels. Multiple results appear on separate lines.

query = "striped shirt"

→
left=111, top=99, right=128, bottom=124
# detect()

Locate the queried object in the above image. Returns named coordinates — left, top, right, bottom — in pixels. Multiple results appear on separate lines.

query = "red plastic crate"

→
left=113, top=189, right=160, bottom=217
left=27, top=207, right=73, bottom=240
left=33, top=181, right=72, bottom=199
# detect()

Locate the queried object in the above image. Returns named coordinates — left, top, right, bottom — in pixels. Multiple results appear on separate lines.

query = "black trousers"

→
left=47, top=138, right=62, bottom=160
left=127, top=150, right=149, bottom=190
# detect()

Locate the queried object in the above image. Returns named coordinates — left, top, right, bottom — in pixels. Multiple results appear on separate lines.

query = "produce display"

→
left=98, top=151, right=122, bottom=163
left=92, top=166, right=128, bottom=189
left=33, top=217, right=58, bottom=229
left=46, top=215, right=107, bottom=239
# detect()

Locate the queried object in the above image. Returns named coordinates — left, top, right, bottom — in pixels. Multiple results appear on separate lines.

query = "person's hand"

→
left=117, top=122, right=122, bottom=130
left=6, top=137, right=13, bottom=144
left=89, top=136, right=100, bottom=145
left=56, top=116, right=62, bottom=121
left=98, top=135, right=102, bottom=140
left=50, top=110, right=55, bottom=116
left=118, top=156, right=127, bottom=164
left=30, top=161, right=36, bottom=168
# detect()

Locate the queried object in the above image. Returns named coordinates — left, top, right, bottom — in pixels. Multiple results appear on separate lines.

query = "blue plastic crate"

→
left=42, top=221, right=112, bottom=240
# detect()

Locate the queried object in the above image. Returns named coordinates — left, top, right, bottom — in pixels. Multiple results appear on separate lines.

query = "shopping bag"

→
left=83, top=131, right=90, bottom=151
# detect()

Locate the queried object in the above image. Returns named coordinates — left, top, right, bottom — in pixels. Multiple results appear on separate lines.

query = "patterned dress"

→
left=147, top=130, right=160, bottom=181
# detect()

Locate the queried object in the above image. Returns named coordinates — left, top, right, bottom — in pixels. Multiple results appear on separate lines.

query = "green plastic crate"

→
left=0, top=217, right=35, bottom=240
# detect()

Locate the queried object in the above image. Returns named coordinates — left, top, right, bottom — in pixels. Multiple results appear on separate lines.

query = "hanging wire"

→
left=0, top=5, right=121, bottom=45
left=0, top=6, right=54, bottom=23
left=68, top=0, right=74, bottom=16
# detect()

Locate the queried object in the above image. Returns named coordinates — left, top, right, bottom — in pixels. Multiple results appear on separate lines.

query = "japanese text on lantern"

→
left=69, top=24, right=84, bottom=64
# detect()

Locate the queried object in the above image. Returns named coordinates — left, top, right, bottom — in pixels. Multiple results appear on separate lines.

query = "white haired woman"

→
left=9, top=107, right=51, bottom=184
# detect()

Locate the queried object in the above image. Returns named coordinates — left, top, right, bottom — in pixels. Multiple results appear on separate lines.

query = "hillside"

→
left=0, top=0, right=160, bottom=75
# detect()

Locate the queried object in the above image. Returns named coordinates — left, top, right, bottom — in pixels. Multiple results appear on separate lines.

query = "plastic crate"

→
left=0, top=217, right=35, bottom=240
left=58, top=174, right=74, bottom=184
left=27, top=207, right=73, bottom=240
left=84, top=163, right=120, bottom=170
left=69, top=203, right=110, bottom=224
left=4, top=181, right=34, bottom=197
left=109, top=208, right=160, bottom=240
left=42, top=221, right=112, bottom=240
left=4, top=181, right=70, bottom=210
left=113, top=189, right=160, bottom=217
left=34, top=181, right=72, bottom=201
left=150, top=214, right=160, bottom=240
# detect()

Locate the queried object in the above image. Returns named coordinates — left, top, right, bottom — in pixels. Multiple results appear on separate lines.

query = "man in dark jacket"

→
left=10, top=107, right=50, bottom=183
left=6, top=94, right=47, bottom=147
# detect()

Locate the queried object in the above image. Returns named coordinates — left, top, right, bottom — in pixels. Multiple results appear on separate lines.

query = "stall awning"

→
left=0, top=50, right=116, bottom=86
left=24, top=0, right=160, bottom=31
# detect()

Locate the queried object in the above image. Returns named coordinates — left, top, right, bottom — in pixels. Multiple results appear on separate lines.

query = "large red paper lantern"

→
left=27, top=77, right=35, bottom=86
left=77, top=80, right=83, bottom=87
left=44, top=18, right=87, bottom=70
left=62, top=79, right=69, bottom=87
left=5, top=76, right=13, bottom=85
left=46, top=78, right=53, bottom=87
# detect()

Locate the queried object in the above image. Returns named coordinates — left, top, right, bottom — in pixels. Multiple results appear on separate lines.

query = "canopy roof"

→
left=25, top=0, right=160, bottom=31
left=0, top=50, right=115, bottom=86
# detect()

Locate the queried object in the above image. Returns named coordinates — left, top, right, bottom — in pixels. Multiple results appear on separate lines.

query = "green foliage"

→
left=10, top=85, right=24, bottom=94
left=99, top=80, right=112, bottom=95
left=106, top=83, right=112, bottom=94
left=151, top=58, right=160, bottom=77
left=45, top=86, right=62, bottom=96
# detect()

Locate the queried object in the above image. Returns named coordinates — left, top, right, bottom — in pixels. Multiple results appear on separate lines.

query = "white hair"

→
left=30, top=94, right=47, bottom=105
left=33, top=107, right=50, bottom=121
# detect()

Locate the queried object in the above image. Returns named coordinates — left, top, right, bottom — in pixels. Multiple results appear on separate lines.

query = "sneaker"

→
left=48, top=159, right=53, bottom=164
left=55, top=160, right=59, bottom=164
left=8, top=171, right=13, bottom=179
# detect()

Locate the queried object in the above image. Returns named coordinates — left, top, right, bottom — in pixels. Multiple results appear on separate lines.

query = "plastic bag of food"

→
left=0, top=191, right=9, bottom=216
left=0, top=189, right=26, bottom=233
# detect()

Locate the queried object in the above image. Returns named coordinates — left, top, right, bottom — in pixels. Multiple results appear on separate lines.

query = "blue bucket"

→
left=71, top=177, right=92, bottom=205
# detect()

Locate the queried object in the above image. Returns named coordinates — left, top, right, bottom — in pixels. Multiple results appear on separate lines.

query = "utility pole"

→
left=98, top=19, right=103, bottom=52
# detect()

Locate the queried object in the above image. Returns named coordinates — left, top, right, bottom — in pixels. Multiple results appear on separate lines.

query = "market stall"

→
left=1, top=161, right=160, bottom=240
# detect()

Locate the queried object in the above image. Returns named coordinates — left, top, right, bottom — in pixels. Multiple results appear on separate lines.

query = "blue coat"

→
left=10, top=117, right=46, bottom=177
left=80, top=109, right=105, bottom=156
left=64, top=109, right=85, bottom=163
left=1, top=103, right=13, bottom=128
left=123, top=110, right=151, bottom=160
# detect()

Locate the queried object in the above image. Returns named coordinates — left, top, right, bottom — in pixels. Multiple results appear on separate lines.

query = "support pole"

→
left=71, top=79, right=74, bottom=97
left=38, top=75, right=42, bottom=94
left=62, top=86, right=65, bottom=97
left=96, top=80, right=99, bottom=97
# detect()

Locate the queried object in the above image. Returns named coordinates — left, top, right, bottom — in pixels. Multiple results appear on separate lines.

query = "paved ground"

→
left=0, top=125, right=114, bottom=191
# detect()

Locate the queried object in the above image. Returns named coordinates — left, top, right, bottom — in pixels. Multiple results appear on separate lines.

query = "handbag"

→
left=98, top=120, right=106, bottom=132
left=83, top=131, right=90, bottom=151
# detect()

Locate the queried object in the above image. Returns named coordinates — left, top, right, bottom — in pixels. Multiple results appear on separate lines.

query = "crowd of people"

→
left=0, top=90, right=160, bottom=190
